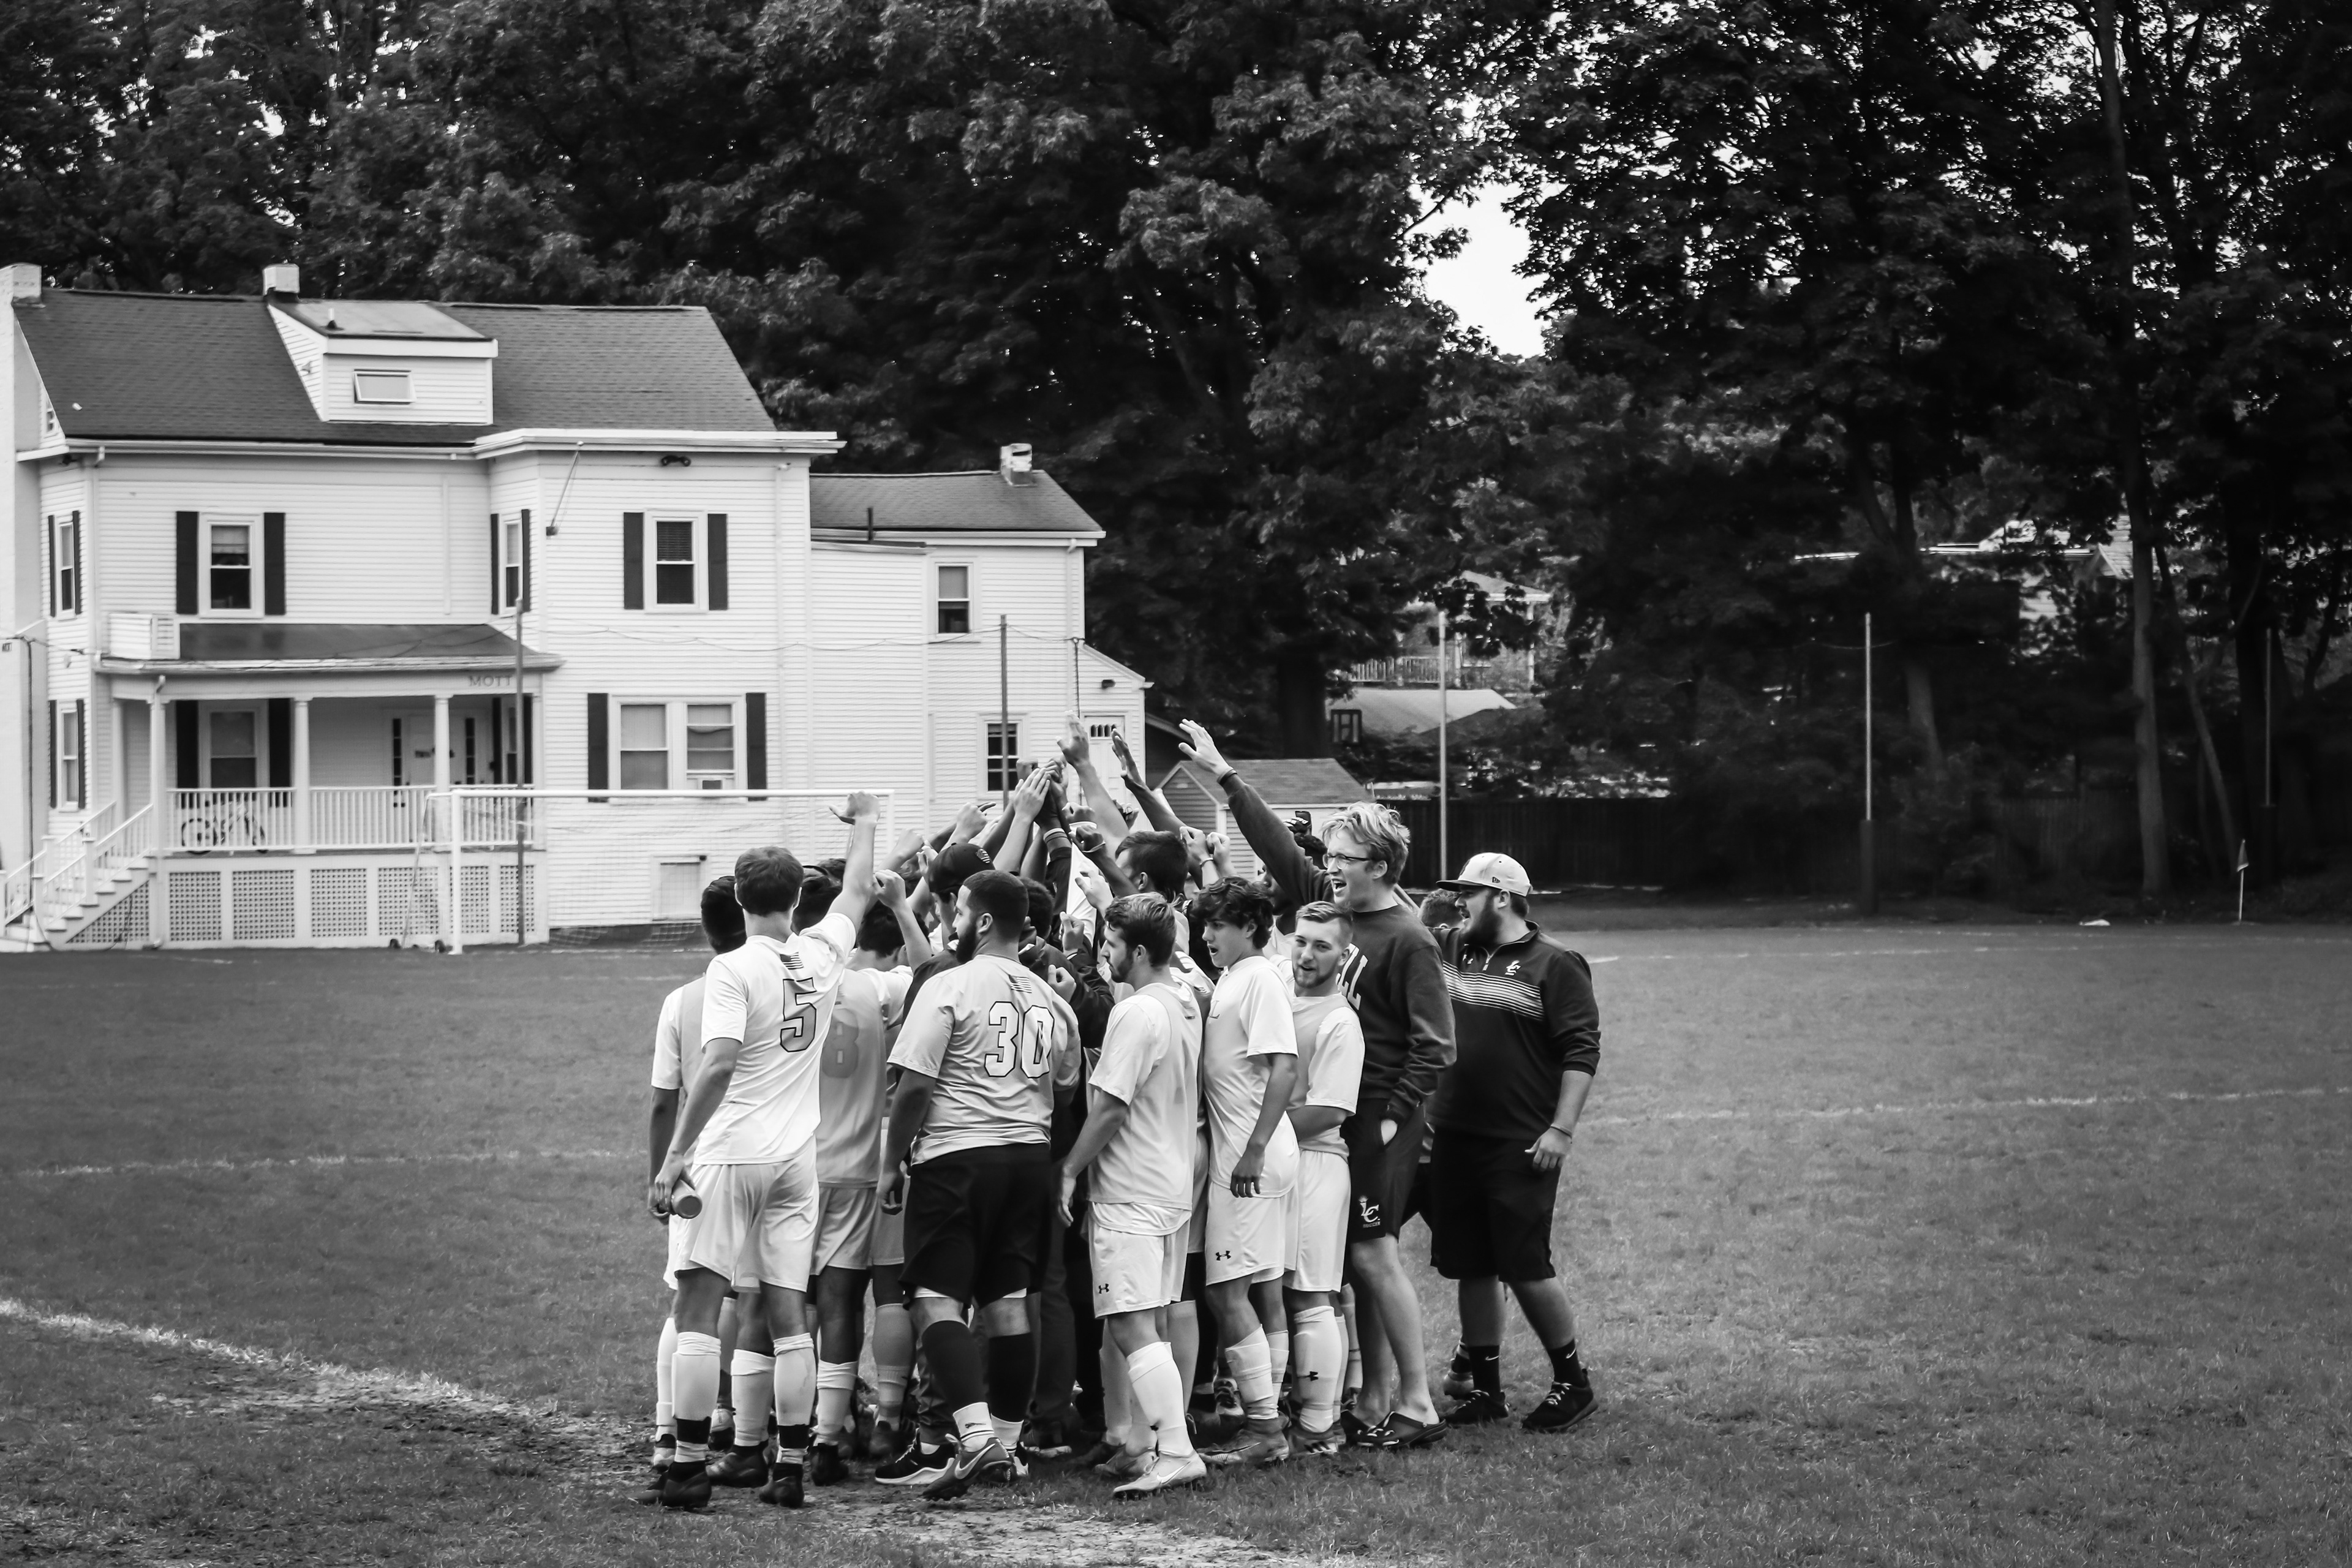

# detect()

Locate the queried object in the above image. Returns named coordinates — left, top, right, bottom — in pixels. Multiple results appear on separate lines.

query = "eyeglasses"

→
left=1324, top=848, right=1379, bottom=867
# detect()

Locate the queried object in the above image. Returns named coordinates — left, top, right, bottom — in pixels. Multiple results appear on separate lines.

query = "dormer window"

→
left=352, top=368, right=412, bottom=404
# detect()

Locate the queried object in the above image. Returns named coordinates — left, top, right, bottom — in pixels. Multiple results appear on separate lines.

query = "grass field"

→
left=2, top=922, right=2348, bottom=1566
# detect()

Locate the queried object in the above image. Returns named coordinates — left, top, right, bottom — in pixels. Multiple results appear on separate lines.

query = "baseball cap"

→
left=926, top=842, right=992, bottom=899
left=1438, top=852, right=1532, bottom=896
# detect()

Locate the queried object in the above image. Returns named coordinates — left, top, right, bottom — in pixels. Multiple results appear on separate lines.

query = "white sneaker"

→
left=1112, top=1450, right=1210, bottom=1499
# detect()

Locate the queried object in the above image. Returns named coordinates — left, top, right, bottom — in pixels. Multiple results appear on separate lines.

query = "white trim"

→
left=472, top=428, right=841, bottom=457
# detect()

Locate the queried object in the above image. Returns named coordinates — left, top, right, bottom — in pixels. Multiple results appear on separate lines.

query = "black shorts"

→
left=900, top=1146, right=1055, bottom=1306
left=1427, top=1129, right=1560, bottom=1283
left=1344, top=1099, right=1430, bottom=1242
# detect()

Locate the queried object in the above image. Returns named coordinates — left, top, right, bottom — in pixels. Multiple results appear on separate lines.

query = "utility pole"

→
left=1861, top=612, right=1878, bottom=916
left=999, top=614, right=1011, bottom=812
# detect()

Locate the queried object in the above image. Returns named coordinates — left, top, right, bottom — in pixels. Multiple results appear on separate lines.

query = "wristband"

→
left=1547, top=1126, right=1575, bottom=1139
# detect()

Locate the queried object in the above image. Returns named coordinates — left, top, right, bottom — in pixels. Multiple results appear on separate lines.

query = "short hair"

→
left=797, top=869, right=843, bottom=925
left=1326, top=801, right=1410, bottom=883
left=927, top=842, right=990, bottom=901
left=1102, top=892, right=1176, bottom=966
left=701, top=876, right=747, bottom=953
left=1022, top=877, right=1060, bottom=948
left=961, top=869, right=1030, bottom=944
left=1119, top=830, right=1189, bottom=898
left=1193, top=877, right=1276, bottom=946
left=1294, top=899, right=1353, bottom=933
left=734, top=845, right=805, bottom=917
left=855, top=899, right=904, bottom=955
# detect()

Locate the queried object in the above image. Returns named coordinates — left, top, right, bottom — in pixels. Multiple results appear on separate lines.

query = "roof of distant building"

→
left=105, top=622, right=560, bottom=673
left=810, top=470, right=1104, bottom=540
left=15, top=288, right=774, bottom=444
left=1159, top=756, right=1368, bottom=805
left=1332, top=686, right=1517, bottom=738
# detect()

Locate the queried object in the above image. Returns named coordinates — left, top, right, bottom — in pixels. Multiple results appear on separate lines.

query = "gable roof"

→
left=810, top=471, right=1102, bottom=540
left=1334, top=686, right=1516, bottom=738
left=15, top=289, right=774, bottom=445
left=1159, top=756, right=1366, bottom=805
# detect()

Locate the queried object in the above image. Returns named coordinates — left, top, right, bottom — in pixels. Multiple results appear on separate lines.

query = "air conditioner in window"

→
left=688, top=773, right=733, bottom=791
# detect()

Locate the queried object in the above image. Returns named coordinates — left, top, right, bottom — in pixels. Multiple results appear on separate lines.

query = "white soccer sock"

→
left=1099, top=1340, right=1134, bottom=1450
left=672, top=1331, right=722, bottom=1465
left=1267, top=1327, right=1291, bottom=1400
left=1291, top=1305, right=1344, bottom=1432
left=990, top=1414, right=1023, bottom=1453
left=654, top=1316, right=678, bottom=1438
left=951, top=1400, right=995, bottom=1453
left=728, top=1350, right=774, bottom=1448
left=873, top=1303, right=914, bottom=1422
left=1126, top=1341, right=1193, bottom=1458
left=1227, top=1328, right=1276, bottom=1424
left=773, top=1333, right=816, bottom=1464
left=814, top=1360, right=859, bottom=1445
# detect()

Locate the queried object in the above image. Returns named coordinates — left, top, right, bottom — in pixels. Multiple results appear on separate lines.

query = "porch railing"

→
left=168, top=786, right=540, bottom=853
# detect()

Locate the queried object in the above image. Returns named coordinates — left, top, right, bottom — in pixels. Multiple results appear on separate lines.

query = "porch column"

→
left=292, top=698, right=312, bottom=853
left=434, top=695, right=454, bottom=949
left=147, top=688, right=168, bottom=851
left=108, top=682, right=126, bottom=815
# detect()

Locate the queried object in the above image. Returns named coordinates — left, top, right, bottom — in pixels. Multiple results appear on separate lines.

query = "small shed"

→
left=1156, top=756, right=1370, bottom=883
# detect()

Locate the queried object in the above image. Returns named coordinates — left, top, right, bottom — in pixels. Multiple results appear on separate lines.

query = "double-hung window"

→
left=618, top=704, right=671, bottom=790
left=53, top=515, right=79, bottom=614
left=985, top=721, right=1019, bottom=793
left=937, top=564, right=972, bottom=634
left=686, top=705, right=735, bottom=786
left=503, top=516, right=524, bottom=609
left=209, top=519, right=255, bottom=612
left=58, top=706, right=81, bottom=805
left=609, top=699, right=741, bottom=790
left=655, top=520, right=696, bottom=605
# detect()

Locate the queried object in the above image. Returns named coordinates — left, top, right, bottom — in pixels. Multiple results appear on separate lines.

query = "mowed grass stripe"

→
left=11, top=1147, right=628, bottom=1180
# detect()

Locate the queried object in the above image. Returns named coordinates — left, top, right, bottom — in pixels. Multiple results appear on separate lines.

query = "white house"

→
left=1, top=263, right=1145, bottom=949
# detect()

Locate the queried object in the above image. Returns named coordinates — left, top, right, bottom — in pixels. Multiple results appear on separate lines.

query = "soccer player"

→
left=1283, top=900, right=1365, bottom=1454
left=1428, top=854, right=1601, bottom=1432
left=1055, top=893, right=1209, bottom=1498
left=646, top=793, right=880, bottom=1510
left=805, top=869, right=930, bottom=1483
left=638, top=876, right=746, bottom=1501
left=1191, top=878, right=1300, bottom=1468
left=880, top=869, right=1082, bottom=1501
left=1175, top=720, right=1455, bottom=1451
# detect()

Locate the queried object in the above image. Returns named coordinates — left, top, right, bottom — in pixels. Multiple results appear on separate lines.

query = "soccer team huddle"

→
left=638, top=718, right=1602, bottom=1510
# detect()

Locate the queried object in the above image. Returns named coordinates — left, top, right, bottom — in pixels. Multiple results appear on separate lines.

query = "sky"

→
left=1419, top=186, right=1548, bottom=358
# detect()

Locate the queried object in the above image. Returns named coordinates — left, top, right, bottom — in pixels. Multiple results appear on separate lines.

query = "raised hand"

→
left=1175, top=719, right=1229, bottom=777
left=873, top=867, right=910, bottom=907
left=833, top=790, right=882, bottom=824
left=1010, top=764, right=1053, bottom=820
left=950, top=799, right=991, bottom=840
left=1059, top=714, right=1091, bottom=766
left=1108, top=729, right=1142, bottom=781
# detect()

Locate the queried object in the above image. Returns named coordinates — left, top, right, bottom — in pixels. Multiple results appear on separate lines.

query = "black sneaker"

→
left=1523, top=1381, right=1597, bottom=1433
left=807, top=1441, right=850, bottom=1486
left=756, top=1463, right=805, bottom=1508
left=631, top=1438, right=676, bottom=1504
left=708, top=1444, right=768, bottom=1487
left=922, top=1438, right=1009, bottom=1502
left=658, top=1460, right=712, bottom=1511
left=1442, top=1346, right=1476, bottom=1401
left=1371, top=1411, right=1450, bottom=1451
left=873, top=1434, right=951, bottom=1487
left=1445, top=1390, right=1510, bottom=1426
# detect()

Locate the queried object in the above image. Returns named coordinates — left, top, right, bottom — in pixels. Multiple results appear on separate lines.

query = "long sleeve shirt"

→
left=1218, top=771, right=1455, bottom=1124
left=1428, top=922, right=1599, bottom=1144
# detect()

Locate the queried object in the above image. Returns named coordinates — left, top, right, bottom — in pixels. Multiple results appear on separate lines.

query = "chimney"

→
left=4, top=263, right=41, bottom=302
left=262, top=263, right=300, bottom=298
left=999, top=442, right=1035, bottom=486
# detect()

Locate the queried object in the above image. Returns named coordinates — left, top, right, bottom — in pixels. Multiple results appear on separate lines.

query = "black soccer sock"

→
left=774, top=1422, right=810, bottom=1471
left=1547, top=1340, right=1588, bottom=1389
left=919, top=1320, right=988, bottom=1415
left=673, top=1415, right=710, bottom=1471
left=1466, top=1343, right=1502, bottom=1396
left=986, top=1325, right=1039, bottom=1423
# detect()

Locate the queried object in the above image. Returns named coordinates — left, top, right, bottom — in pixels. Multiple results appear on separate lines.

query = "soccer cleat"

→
left=1212, top=1375, right=1243, bottom=1427
left=1287, top=1420, right=1343, bottom=1457
left=756, top=1463, right=805, bottom=1508
left=1442, top=1346, right=1477, bottom=1401
left=1371, top=1411, right=1450, bottom=1452
left=1071, top=1438, right=1123, bottom=1470
left=1523, top=1381, right=1598, bottom=1433
left=807, top=1441, right=850, bottom=1487
left=1093, top=1445, right=1152, bottom=1480
left=658, top=1461, right=713, bottom=1511
left=1112, top=1450, right=1210, bottom=1499
left=1202, top=1422, right=1289, bottom=1469
left=873, top=1435, right=951, bottom=1487
left=1025, top=1417, right=1072, bottom=1460
left=708, top=1443, right=768, bottom=1487
left=1340, top=1409, right=1386, bottom=1449
left=922, top=1438, right=1010, bottom=1502
left=1445, top=1390, right=1510, bottom=1426
left=866, top=1417, right=904, bottom=1464
left=631, top=1437, right=676, bottom=1504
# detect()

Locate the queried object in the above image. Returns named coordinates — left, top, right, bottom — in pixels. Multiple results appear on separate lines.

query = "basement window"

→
left=352, top=368, right=413, bottom=404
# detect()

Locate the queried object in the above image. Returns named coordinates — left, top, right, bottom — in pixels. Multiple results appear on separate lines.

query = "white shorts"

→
left=1088, top=1216, right=1186, bottom=1317
left=813, top=1183, right=878, bottom=1274
left=662, top=1213, right=694, bottom=1289
left=1205, top=1173, right=1298, bottom=1287
left=675, top=1146, right=818, bottom=1292
left=871, top=1197, right=906, bottom=1270
left=1286, top=1149, right=1351, bottom=1293
left=1187, top=1129, right=1211, bottom=1257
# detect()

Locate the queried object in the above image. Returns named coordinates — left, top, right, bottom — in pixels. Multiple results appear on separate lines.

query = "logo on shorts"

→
left=1357, top=1194, right=1382, bottom=1229
left=1097, top=1281, right=1110, bottom=1295
left=1213, top=1250, right=1232, bottom=1263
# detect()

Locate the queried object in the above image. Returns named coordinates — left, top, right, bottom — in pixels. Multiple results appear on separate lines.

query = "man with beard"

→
left=1428, top=854, right=1600, bottom=1434
left=880, top=870, right=1082, bottom=1501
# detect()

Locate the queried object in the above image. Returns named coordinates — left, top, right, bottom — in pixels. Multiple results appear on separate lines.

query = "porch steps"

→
left=25, top=859, right=154, bottom=949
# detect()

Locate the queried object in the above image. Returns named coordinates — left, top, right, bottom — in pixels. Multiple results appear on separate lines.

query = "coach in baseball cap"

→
left=1426, top=853, right=1601, bottom=1434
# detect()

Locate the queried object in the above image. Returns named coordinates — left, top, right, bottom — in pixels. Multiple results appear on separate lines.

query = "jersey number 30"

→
left=982, top=1001, right=1054, bottom=1079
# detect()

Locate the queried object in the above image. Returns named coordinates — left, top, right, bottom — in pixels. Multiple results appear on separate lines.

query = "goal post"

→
left=435, top=787, right=897, bottom=953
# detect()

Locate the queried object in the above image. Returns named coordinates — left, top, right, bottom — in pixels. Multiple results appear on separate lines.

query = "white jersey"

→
left=1202, top=952, right=1299, bottom=1188
left=650, top=977, right=708, bottom=1093
left=1088, top=982, right=1203, bottom=1228
left=816, top=965, right=912, bottom=1186
left=888, top=953, right=1080, bottom=1164
left=695, top=913, right=857, bottom=1165
left=1287, top=992, right=1364, bottom=1158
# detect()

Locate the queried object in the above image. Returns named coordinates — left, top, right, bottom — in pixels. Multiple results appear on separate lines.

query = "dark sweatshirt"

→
left=1218, top=772, right=1455, bottom=1123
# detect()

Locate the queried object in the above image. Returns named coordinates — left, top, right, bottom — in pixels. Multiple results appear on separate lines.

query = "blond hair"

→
left=1325, top=801, right=1411, bottom=884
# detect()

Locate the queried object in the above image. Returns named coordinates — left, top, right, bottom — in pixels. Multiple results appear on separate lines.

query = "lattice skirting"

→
left=148, top=858, right=542, bottom=948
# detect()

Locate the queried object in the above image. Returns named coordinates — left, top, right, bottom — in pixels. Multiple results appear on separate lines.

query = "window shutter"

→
left=707, top=514, right=729, bottom=609
left=520, top=508, right=532, bottom=612
left=586, top=693, right=608, bottom=799
left=46, top=701, right=56, bottom=807
left=71, top=511, right=83, bottom=615
left=622, top=513, right=644, bottom=609
left=43, top=516, right=54, bottom=617
left=74, top=699, right=86, bottom=807
left=745, top=692, right=767, bottom=796
left=268, top=696, right=292, bottom=788
left=263, top=511, right=287, bottom=616
left=176, top=512, right=199, bottom=615
left=522, top=694, right=535, bottom=785
left=490, top=514, right=501, bottom=613
left=175, top=701, right=200, bottom=789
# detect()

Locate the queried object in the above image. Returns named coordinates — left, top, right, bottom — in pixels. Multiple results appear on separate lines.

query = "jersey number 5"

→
left=982, top=1001, right=1054, bottom=1079
left=779, top=1003, right=817, bottom=1054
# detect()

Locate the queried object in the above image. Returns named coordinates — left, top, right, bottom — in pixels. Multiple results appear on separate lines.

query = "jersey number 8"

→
left=982, top=1001, right=1054, bottom=1079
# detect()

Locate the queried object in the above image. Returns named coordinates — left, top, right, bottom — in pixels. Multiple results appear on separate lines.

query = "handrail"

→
left=29, top=804, right=153, bottom=948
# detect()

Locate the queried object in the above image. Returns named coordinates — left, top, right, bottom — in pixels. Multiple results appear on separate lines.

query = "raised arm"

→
left=1110, top=730, right=1187, bottom=835
left=875, top=869, right=932, bottom=966
left=829, top=791, right=882, bottom=931
left=1059, top=717, right=1134, bottom=840
left=993, top=765, right=1050, bottom=873
left=1177, top=720, right=1327, bottom=911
